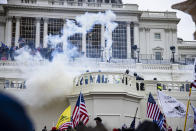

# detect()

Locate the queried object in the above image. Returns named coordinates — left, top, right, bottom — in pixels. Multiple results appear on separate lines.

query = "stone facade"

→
left=0, top=0, right=195, bottom=61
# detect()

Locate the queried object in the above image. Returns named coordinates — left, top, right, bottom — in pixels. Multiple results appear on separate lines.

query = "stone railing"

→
left=136, top=80, right=192, bottom=92
left=0, top=61, right=193, bottom=72
left=141, top=64, right=171, bottom=70
left=72, top=72, right=193, bottom=95
left=0, top=79, right=25, bottom=90
left=181, top=41, right=196, bottom=45
left=72, top=72, right=137, bottom=94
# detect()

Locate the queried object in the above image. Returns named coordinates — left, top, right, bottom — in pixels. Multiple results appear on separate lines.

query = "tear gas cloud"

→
left=10, top=10, right=118, bottom=107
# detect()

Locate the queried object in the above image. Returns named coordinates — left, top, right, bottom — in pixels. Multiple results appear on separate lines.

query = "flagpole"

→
left=184, top=58, right=195, bottom=131
left=183, top=86, right=192, bottom=131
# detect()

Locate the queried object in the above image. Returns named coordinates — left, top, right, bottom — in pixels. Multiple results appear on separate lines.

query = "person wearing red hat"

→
left=51, top=127, right=57, bottom=131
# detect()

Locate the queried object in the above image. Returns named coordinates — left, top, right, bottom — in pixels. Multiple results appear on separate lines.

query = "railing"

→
left=73, top=72, right=192, bottom=94
left=0, top=60, right=194, bottom=72
left=0, top=80, right=26, bottom=89
left=73, top=72, right=135, bottom=87
left=136, top=80, right=192, bottom=92
left=17, top=1, right=130, bottom=9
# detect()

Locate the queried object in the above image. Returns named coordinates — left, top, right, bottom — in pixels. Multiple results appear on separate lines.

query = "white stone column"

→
left=35, top=18, right=41, bottom=48
left=127, top=22, right=131, bottom=59
left=145, top=28, right=150, bottom=54
left=43, top=18, right=48, bottom=48
left=101, top=24, right=105, bottom=49
left=5, top=17, right=12, bottom=47
left=14, top=17, right=20, bottom=47
left=63, top=19, right=67, bottom=31
left=82, top=33, right=86, bottom=57
left=134, top=22, right=139, bottom=47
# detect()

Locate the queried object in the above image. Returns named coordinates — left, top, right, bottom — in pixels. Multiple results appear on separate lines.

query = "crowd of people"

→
left=0, top=42, right=64, bottom=61
left=43, top=117, right=186, bottom=131
left=0, top=91, right=194, bottom=131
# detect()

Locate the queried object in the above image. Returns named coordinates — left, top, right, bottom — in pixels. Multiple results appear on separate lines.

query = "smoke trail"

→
left=9, top=10, right=118, bottom=107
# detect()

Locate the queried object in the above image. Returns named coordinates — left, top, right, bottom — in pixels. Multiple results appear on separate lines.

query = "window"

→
left=112, top=22, right=127, bottom=59
left=154, top=33, right=161, bottom=40
left=68, top=33, right=82, bottom=53
left=67, top=20, right=82, bottom=55
left=12, top=17, right=16, bottom=46
left=155, top=52, right=162, bottom=60
left=130, top=23, right=134, bottom=58
left=88, top=0, right=95, bottom=2
left=97, top=0, right=102, bottom=3
left=86, top=24, right=101, bottom=58
left=20, top=17, right=36, bottom=47
left=48, top=18, right=64, bottom=36
left=105, top=0, right=109, bottom=3
left=40, top=19, right=44, bottom=47
left=111, top=0, right=117, bottom=3
left=21, top=0, right=37, bottom=3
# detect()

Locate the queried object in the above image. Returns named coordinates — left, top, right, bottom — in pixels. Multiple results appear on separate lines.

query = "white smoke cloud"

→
left=9, top=10, right=118, bottom=107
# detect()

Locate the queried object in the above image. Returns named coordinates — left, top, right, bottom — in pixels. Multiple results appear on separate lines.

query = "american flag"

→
left=191, top=58, right=196, bottom=88
left=154, top=113, right=167, bottom=131
left=147, top=93, right=167, bottom=130
left=147, top=93, right=161, bottom=121
left=72, top=92, right=89, bottom=128
left=59, top=122, right=72, bottom=131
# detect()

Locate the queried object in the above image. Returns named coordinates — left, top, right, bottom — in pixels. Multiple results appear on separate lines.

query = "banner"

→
left=157, top=91, right=186, bottom=117
left=0, top=0, right=7, bottom=4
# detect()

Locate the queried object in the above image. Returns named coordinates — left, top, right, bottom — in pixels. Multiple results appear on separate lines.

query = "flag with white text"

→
left=158, top=91, right=186, bottom=117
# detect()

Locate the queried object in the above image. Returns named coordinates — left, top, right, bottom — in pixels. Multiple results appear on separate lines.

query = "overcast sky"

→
left=122, top=0, right=195, bottom=41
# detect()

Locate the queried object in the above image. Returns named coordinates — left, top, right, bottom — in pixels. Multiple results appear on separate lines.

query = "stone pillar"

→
left=43, top=18, right=48, bottom=48
left=63, top=19, right=67, bottom=31
left=145, top=28, right=150, bottom=54
left=35, top=18, right=41, bottom=48
left=127, top=22, right=131, bottom=59
left=5, top=17, right=12, bottom=47
left=82, top=33, right=86, bottom=57
left=101, top=24, right=105, bottom=60
left=134, top=22, right=139, bottom=47
left=101, top=24, right=105, bottom=49
left=14, top=17, right=20, bottom=47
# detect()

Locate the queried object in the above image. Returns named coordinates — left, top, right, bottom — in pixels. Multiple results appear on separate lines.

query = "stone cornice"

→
left=3, top=4, right=142, bottom=15
left=178, top=45, right=196, bottom=49
left=140, top=17, right=180, bottom=23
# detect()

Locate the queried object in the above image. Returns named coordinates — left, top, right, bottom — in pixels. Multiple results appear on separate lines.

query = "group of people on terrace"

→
left=0, top=41, right=63, bottom=61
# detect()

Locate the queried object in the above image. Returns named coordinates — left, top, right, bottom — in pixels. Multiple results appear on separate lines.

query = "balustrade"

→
left=0, top=79, right=25, bottom=89
left=73, top=72, right=192, bottom=93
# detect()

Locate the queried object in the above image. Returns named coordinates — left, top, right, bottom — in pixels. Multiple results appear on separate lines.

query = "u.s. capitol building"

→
left=0, top=0, right=196, bottom=130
